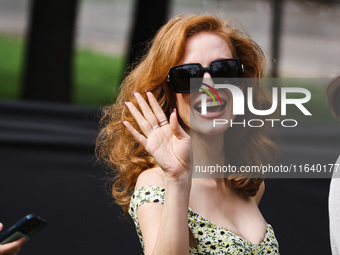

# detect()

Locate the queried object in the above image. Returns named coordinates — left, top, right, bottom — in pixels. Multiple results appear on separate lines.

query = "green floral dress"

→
left=129, top=185, right=280, bottom=254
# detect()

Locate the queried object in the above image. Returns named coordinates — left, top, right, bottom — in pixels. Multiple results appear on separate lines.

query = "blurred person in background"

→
left=327, top=76, right=340, bottom=255
left=97, top=14, right=279, bottom=254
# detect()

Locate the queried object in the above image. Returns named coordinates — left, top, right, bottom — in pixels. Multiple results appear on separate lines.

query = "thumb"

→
left=0, top=222, right=3, bottom=232
left=0, top=237, right=25, bottom=252
left=169, top=108, right=188, bottom=140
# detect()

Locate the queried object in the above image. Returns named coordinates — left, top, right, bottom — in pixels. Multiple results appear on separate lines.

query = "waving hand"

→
left=122, top=92, right=190, bottom=180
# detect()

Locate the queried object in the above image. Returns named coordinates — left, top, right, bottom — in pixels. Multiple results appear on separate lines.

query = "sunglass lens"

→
left=172, top=65, right=202, bottom=92
left=210, top=60, right=240, bottom=78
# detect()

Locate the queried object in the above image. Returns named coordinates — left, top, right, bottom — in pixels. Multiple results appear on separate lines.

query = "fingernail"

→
left=124, top=102, right=128, bottom=107
left=121, top=120, right=126, bottom=127
left=172, top=108, right=177, bottom=114
left=132, top=91, right=136, bottom=96
left=145, top=90, right=148, bottom=94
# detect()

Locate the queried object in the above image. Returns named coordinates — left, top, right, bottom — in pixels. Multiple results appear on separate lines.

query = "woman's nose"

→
left=202, top=71, right=216, bottom=89
left=203, top=71, right=212, bottom=79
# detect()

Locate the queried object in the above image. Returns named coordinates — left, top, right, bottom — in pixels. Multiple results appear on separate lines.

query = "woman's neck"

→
left=190, top=132, right=226, bottom=178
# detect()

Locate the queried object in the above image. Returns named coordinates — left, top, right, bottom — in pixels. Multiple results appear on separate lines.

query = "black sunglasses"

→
left=166, top=58, right=244, bottom=93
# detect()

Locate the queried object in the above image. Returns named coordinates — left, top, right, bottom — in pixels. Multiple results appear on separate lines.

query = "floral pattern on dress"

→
left=129, top=185, right=280, bottom=254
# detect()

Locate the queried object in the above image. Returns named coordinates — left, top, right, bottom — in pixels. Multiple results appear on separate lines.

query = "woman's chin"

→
left=189, top=107, right=234, bottom=135
left=189, top=121, right=231, bottom=136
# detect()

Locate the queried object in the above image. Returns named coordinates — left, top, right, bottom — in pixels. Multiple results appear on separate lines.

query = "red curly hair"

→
left=96, top=14, right=277, bottom=213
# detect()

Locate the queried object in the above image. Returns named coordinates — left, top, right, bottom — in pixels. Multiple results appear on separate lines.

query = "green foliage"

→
left=0, top=36, right=23, bottom=100
left=74, top=49, right=124, bottom=106
left=0, top=35, right=125, bottom=107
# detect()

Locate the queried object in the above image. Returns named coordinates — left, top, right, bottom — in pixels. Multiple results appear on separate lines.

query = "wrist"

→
left=164, top=172, right=191, bottom=192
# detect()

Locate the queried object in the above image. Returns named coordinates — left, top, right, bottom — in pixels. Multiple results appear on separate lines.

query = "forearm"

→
left=152, top=176, right=191, bottom=255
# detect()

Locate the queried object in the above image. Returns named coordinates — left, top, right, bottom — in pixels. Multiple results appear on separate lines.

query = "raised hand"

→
left=122, top=91, right=190, bottom=180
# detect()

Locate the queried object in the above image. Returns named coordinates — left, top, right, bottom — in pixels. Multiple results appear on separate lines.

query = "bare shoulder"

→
left=135, top=167, right=165, bottom=191
left=135, top=168, right=165, bottom=255
left=254, top=181, right=265, bottom=206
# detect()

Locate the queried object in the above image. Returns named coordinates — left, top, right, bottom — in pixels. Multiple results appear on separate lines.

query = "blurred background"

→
left=0, top=0, right=339, bottom=254
left=1, top=0, right=340, bottom=106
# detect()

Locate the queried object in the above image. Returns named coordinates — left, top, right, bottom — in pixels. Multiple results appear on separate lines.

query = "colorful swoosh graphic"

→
left=201, top=82, right=222, bottom=106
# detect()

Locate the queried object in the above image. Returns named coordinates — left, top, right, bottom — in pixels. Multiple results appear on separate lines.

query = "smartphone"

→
left=0, top=214, right=47, bottom=244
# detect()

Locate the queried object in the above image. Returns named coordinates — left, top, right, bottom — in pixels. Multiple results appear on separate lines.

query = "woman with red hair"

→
left=97, top=14, right=279, bottom=254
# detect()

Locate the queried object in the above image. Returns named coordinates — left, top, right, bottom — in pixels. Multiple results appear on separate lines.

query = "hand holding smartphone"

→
left=0, top=214, right=47, bottom=245
left=0, top=228, right=25, bottom=255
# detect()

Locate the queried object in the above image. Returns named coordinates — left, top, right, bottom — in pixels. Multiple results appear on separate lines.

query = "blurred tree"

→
left=123, top=0, right=170, bottom=79
left=22, top=0, right=79, bottom=103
